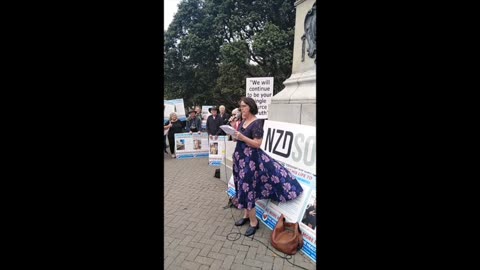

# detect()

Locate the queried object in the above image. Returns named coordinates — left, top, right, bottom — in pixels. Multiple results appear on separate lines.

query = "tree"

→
left=164, top=0, right=296, bottom=111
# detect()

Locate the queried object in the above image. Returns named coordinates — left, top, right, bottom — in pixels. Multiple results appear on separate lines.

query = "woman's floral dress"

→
left=232, top=119, right=303, bottom=210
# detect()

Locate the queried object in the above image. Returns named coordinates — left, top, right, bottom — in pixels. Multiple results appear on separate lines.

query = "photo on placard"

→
left=193, top=139, right=202, bottom=150
left=176, top=139, right=185, bottom=150
left=301, top=193, right=316, bottom=231
left=210, top=142, right=218, bottom=155
left=270, top=200, right=280, bottom=206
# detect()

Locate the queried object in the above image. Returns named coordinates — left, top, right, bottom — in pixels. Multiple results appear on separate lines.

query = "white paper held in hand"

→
left=220, top=125, right=237, bottom=136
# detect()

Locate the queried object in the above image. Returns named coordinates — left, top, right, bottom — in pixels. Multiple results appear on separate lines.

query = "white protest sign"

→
left=246, top=77, right=274, bottom=119
left=261, top=120, right=316, bottom=175
left=208, top=136, right=227, bottom=166
left=174, top=133, right=210, bottom=159
left=164, top=103, right=175, bottom=124
left=165, top=99, right=187, bottom=121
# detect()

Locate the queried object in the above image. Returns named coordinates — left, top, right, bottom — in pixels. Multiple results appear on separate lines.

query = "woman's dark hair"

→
left=239, top=97, right=258, bottom=115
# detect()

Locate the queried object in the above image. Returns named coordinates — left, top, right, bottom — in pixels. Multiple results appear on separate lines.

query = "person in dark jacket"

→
left=185, top=110, right=201, bottom=133
left=219, top=105, right=230, bottom=125
left=166, top=112, right=185, bottom=158
left=217, top=105, right=230, bottom=136
left=206, top=106, right=223, bottom=140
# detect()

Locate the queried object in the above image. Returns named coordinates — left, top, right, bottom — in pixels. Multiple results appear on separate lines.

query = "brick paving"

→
left=164, top=153, right=316, bottom=270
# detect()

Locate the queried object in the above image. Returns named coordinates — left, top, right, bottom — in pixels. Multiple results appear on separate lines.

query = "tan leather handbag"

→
left=271, top=214, right=304, bottom=255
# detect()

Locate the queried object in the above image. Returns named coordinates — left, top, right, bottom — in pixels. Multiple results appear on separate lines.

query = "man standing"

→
left=218, top=105, right=230, bottom=125
left=218, top=105, right=230, bottom=136
left=186, top=110, right=201, bottom=133
left=206, top=106, right=222, bottom=140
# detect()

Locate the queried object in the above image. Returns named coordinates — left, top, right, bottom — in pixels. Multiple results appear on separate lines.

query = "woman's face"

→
left=240, top=101, right=250, bottom=118
left=171, top=114, right=177, bottom=121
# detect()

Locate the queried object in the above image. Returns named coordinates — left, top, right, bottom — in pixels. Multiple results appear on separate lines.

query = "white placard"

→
left=261, top=120, right=316, bottom=175
left=208, top=136, right=227, bottom=166
left=220, top=125, right=236, bottom=136
left=246, top=77, right=273, bottom=119
left=174, top=133, right=209, bottom=159
left=164, top=99, right=187, bottom=121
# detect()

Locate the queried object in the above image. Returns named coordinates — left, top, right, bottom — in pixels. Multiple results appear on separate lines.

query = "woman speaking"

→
left=232, top=97, right=304, bottom=237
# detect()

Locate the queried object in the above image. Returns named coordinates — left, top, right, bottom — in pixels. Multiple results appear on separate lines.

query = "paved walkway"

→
left=164, top=153, right=316, bottom=270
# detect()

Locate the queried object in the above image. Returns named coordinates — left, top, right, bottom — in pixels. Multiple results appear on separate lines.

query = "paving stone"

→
left=272, top=257, right=284, bottom=270
left=176, top=245, right=194, bottom=254
left=186, top=247, right=201, bottom=261
left=181, top=260, right=201, bottom=270
left=194, top=256, right=214, bottom=266
left=173, top=252, right=189, bottom=266
left=209, top=259, right=223, bottom=270
left=219, top=246, right=238, bottom=258
left=246, top=246, right=257, bottom=260
left=230, top=263, right=261, bottom=270
left=206, top=251, right=225, bottom=261
left=220, top=255, right=235, bottom=269
left=210, top=240, right=224, bottom=253
left=233, top=250, right=247, bottom=264
left=261, top=261, right=273, bottom=270
left=232, top=243, right=250, bottom=252
left=164, top=157, right=317, bottom=270
left=164, top=256, right=175, bottom=269
left=186, top=241, right=204, bottom=250
left=244, top=258, right=265, bottom=268
left=198, top=244, right=212, bottom=257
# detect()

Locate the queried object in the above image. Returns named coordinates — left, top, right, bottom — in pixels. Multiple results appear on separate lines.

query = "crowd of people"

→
left=163, top=104, right=243, bottom=158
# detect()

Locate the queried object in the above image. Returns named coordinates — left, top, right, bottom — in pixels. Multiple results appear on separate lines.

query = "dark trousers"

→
left=168, top=135, right=175, bottom=154
left=164, top=135, right=167, bottom=153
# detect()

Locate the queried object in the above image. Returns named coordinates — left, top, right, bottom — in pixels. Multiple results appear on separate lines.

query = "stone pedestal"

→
left=268, top=0, right=316, bottom=127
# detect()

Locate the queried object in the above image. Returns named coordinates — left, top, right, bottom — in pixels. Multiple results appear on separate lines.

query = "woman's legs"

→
left=247, top=207, right=258, bottom=227
left=168, top=135, right=175, bottom=155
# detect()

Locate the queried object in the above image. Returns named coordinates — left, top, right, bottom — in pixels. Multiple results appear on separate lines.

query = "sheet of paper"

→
left=164, top=128, right=169, bottom=136
left=220, top=125, right=236, bottom=135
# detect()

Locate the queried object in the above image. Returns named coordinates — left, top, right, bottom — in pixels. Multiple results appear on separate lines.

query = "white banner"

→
left=164, top=99, right=187, bottom=122
left=174, top=133, right=209, bottom=159
left=261, top=120, right=316, bottom=175
left=208, top=136, right=228, bottom=166
left=246, top=77, right=273, bottom=119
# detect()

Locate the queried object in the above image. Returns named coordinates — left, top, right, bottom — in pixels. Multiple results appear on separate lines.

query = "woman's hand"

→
left=234, top=131, right=243, bottom=141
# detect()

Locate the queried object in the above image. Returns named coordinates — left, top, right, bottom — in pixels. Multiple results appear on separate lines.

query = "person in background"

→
left=163, top=105, right=169, bottom=154
left=194, top=106, right=204, bottom=131
left=206, top=106, right=223, bottom=140
left=195, top=106, right=202, bottom=120
left=185, top=109, right=201, bottom=134
left=219, top=105, right=230, bottom=125
left=231, top=97, right=303, bottom=237
left=229, top=108, right=242, bottom=131
left=166, top=112, right=185, bottom=158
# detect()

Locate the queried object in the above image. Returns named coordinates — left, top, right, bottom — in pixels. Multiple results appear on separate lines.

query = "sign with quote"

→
left=246, top=77, right=274, bottom=119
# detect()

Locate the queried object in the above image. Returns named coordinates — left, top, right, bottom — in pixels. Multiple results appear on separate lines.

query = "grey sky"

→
left=164, top=0, right=182, bottom=30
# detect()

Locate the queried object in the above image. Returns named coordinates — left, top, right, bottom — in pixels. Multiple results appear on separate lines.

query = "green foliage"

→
left=164, top=0, right=296, bottom=110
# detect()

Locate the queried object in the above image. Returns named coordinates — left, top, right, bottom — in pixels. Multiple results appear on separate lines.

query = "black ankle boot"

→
left=234, top=218, right=249, bottom=226
left=244, top=223, right=259, bottom=237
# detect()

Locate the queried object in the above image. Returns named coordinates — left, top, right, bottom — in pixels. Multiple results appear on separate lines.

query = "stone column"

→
left=268, top=0, right=316, bottom=127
